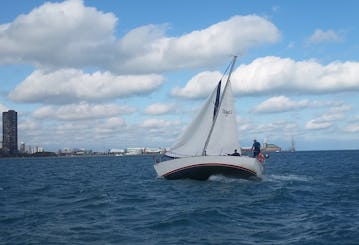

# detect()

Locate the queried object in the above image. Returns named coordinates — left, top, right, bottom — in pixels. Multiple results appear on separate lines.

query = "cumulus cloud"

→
left=305, top=106, right=350, bottom=130
left=32, top=103, right=135, bottom=120
left=95, top=117, right=127, bottom=134
left=126, top=15, right=280, bottom=72
left=173, top=56, right=359, bottom=98
left=0, top=0, right=117, bottom=68
left=137, top=118, right=182, bottom=144
left=144, top=103, right=176, bottom=115
left=307, top=29, right=343, bottom=44
left=113, top=15, right=280, bottom=73
left=18, top=114, right=129, bottom=150
left=254, top=96, right=309, bottom=113
left=8, top=69, right=164, bottom=104
left=171, top=71, right=223, bottom=98
left=255, top=120, right=298, bottom=135
left=238, top=119, right=298, bottom=144
left=253, top=96, right=346, bottom=113
left=305, top=120, right=332, bottom=130
left=344, top=123, right=359, bottom=133
left=141, top=118, right=180, bottom=128
left=233, top=57, right=359, bottom=95
left=0, top=0, right=280, bottom=73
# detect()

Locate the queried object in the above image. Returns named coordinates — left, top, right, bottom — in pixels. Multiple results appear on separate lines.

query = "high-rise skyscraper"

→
left=2, top=110, right=18, bottom=154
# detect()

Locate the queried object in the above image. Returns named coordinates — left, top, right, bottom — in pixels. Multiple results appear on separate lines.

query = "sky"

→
left=1, top=0, right=359, bottom=151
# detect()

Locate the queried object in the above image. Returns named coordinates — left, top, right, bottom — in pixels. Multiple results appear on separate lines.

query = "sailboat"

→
left=154, top=56, right=264, bottom=180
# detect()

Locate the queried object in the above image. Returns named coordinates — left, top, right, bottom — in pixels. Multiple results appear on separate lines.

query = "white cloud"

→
left=32, top=103, right=135, bottom=120
left=236, top=116, right=252, bottom=132
left=18, top=115, right=129, bottom=150
left=144, top=103, right=176, bottom=115
left=254, top=96, right=309, bottom=113
left=153, top=15, right=280, bottom=70
left=139, top=118, right=182, bottom=145
left=305, top=120, right=332, bottom=130
left=0, top=0, right=117, bottom=68
left=233, top=57, right=359, bottom=95
left=238, top=119, right=299, bottom=146
left=141, top=118, right=180, bottom=128
left=344, top=123, right=359, bottom=133
left=114, top=15, right=280, bottom=73
left=95, top=117, right=127, bottom=134
left=0, top=104, right=9, bottom=113
left=174, top=57, right=359, bottom=98
left=18, top=119, right=40, bottom=132
left=254, top=120, right=298, bottom=135
left=0, top=0, right=280, bottom=73
left=8, top=69, right=164, bottom=104
left=307, top=29, right=343, bottom=44
left=305, top=106, right=349, bottom=130
left=253, top=96, right=347, bottom=113
left=171, top=71, right=222, bottom=98
left=344, top=114, right=359, bottom=133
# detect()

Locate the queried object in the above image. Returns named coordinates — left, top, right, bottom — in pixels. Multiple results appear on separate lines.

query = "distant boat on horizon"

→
left=291, top=136, right=296, bottom=152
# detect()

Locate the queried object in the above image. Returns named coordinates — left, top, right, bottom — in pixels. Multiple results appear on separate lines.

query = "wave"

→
left=265, top=174, right=312, bottom=182
left=208, top=174, right=251, bottom=183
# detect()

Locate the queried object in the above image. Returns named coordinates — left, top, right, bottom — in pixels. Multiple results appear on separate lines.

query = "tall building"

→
left=2, top=110, right=18, bottom=154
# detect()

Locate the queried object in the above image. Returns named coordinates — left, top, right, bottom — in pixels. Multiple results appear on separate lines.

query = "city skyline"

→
left=1, top=0, right=359, bottom=151
left=0, top=108, right=283, bottom=155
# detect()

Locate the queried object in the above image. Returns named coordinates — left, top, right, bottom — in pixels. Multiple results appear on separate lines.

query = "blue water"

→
left=1, top=151, right=358, bottom=244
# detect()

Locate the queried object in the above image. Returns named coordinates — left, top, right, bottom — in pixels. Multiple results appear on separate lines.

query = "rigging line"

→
left=219, top=59, right=232, bottom=81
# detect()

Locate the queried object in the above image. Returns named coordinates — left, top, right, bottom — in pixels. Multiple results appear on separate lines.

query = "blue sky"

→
left=1, top=0, right=359, bottom=151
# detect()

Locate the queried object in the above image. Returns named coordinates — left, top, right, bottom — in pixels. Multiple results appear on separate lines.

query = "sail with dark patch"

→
left=166, top=56, right=240, bottom=157
left=213, top=80, right=221, bottom=121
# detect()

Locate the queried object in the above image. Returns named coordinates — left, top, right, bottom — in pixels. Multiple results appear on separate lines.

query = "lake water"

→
left=1, top=151, right=358, bottom=244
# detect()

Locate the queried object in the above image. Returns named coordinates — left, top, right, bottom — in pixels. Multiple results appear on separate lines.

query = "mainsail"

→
left=205, top=79, right=240, bottom=155
left=167, top=57, right=240, bottom=157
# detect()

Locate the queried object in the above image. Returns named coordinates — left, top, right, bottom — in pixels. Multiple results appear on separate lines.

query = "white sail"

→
left=166, top=85, right=219, bottom=157
left=205, top=80, right=241, bottom=155
left=166, top=57, right=240, bottom=158
left=155, top=56, right=264, bottom=181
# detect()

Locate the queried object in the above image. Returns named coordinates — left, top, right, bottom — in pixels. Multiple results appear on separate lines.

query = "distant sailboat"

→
left=290, top=136, right=296, bottom=152
left=154, top=56, right=265, bottom=180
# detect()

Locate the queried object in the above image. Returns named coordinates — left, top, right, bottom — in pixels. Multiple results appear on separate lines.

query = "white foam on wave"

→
left=208, top=174, right=249, bottom=183
left=265, top=174, right=311, bottom=182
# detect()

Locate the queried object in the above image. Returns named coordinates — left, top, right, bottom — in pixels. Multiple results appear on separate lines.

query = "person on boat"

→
left=251, top=139, right=261, bottom=158
left=231, top=149, right=240, bottom=156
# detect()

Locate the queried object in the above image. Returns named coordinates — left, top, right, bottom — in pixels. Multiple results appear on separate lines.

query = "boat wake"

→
left=264, top=174, right=311, bottom=182
left=208, top=174, right=250, bottom=183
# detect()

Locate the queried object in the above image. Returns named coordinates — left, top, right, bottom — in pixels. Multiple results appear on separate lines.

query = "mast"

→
left=226, top=55, right=237, bottom=86
left=202, top=56, right=237, bottom=155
